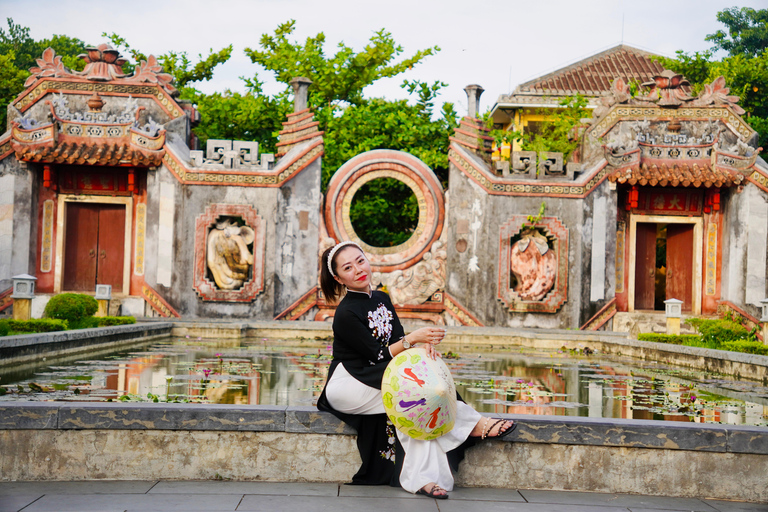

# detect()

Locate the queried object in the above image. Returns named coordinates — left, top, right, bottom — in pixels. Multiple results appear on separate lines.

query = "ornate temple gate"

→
left=62, top=202, right=127, bottom=292
left=629, top=214, right=701, bottom=313
left=55, top=194, right=133, bottom=295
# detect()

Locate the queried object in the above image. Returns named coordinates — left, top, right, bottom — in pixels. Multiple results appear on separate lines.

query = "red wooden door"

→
left=634, top=223, right=657, bottom=310
left=63, top=203, right=125, bottom=292
left=97, top=205, right=126, bottom=289
left=63, top=203, right=99, bottom=291
left=666, top=224, right=694, bottom=312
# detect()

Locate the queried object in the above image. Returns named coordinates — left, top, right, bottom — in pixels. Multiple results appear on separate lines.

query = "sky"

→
left=2, top=0, right=763, bottom=115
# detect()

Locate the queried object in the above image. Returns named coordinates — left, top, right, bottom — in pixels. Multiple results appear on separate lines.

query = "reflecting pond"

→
left=1, top=336, right=767, bottom=427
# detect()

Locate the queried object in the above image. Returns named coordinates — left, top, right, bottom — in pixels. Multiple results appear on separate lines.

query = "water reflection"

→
left=1, top=338, right=766, bottom=427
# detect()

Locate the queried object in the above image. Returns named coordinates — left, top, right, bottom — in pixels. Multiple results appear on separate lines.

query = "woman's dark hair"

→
left=320, top=245, right=345, bottom=303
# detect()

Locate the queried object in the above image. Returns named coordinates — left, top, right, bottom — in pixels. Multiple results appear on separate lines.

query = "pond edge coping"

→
left=0, top=402, right=765, bottom=455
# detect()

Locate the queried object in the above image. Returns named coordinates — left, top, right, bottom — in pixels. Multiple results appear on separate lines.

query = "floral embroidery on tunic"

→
left=380, top=420, right=396, bottom=462
left=368, top=303, right=393, bottom=364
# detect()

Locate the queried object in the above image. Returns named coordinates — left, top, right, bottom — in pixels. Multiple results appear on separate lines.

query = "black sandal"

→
left=481, top=418, right=516, bottom=439
left=416, top=483, right=449, bottom=500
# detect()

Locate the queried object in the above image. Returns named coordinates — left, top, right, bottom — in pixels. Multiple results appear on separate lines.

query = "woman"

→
left=317, top=240, right=514, bottom=499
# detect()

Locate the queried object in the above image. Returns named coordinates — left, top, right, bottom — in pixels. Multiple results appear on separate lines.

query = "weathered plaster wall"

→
left=144, top=153, right=321, bottom=318
left=579, top=181, right=618, bottom=325
left=172, top=182, right=277, bottom=318
left=446, top=155, right=612, bottom=328
left=9, top=161, right=35, bottom=289
left=144, top=165, right=183, bottom=303
left=721, top=184, right=768, bottom=315
left=274, top=158, right=321, bottom=315
left=0, top=169, right=15, bottom=286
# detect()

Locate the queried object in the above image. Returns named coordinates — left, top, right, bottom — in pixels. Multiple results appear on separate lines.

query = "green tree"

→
left=244, top=20, right=438, bottom=109
left=323, top=80, right=458, bottom=186
left=332, top=81, right=458, bottom=246
left=188, top=84, right=288, bottom=153
left=0, top=18, right=88, bottom=129
left=245, top=21, right=453, bottom=246
left=705, top=6, right=768, bottom=57
left=655, top=7, right=768, bottom=146
left=102, top=32, right=232, bottom=92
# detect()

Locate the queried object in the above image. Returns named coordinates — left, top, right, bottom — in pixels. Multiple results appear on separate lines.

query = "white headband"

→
left=327, top=241, right=363, bottom=277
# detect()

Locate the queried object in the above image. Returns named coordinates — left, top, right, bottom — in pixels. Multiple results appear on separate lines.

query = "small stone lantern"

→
left=11, top=274, right=37, bottom=321
left=760, top=298, right=768, bottom=346
left=95, top=284, right=112, bottom=317
left=664, top=298, right=683, bottom=335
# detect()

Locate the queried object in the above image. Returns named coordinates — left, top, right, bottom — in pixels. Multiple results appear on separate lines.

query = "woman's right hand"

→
left=409, top=326, right=446, bottom=346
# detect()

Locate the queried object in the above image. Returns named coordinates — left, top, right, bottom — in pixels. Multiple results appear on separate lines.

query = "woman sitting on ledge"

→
left=317, top=241, right=515, bottom=499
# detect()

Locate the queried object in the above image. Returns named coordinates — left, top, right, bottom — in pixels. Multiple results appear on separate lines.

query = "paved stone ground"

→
left=0, top=481, right=766, bottom=512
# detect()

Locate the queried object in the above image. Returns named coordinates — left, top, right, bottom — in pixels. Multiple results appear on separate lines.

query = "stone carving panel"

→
left=193, top=204, right=265, bottom=302
left=498, top=216, right=569, bottom=313
left=206, top=220, right=255, bottom=290
left=509, top=230, right=557, bottom=301
left=372, top=241, right=447, bottom=306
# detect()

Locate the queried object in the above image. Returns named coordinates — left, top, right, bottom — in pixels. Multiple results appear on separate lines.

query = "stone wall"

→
left=446, top=153, right=616, bottom=328
left=1, top=402, right=766, bottom=502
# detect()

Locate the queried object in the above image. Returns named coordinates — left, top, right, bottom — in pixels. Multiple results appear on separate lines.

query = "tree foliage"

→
left=705, top=7, right=768, bottom=57
left=101, top=32, right=233, bottom=92
left=244, top=21, right=453, bottom=245
left=323, top=80, right=458, bottom=186
left=0, top=18, right=88, bottom=129
left=655, top=7, right=768, bottom=146
left=244, top=20, right=438, bottom=109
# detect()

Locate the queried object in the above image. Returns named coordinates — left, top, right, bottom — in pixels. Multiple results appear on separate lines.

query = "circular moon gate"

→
left=325, top=150, right=445, bottom=272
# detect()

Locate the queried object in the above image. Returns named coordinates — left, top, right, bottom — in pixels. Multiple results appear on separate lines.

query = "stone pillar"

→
left=464, top=84, right=484, bottom=119
left=95, top=284, right=112, bottom=318
left=290, top=77, right=313, bottom=113
left=664, top=298, right=683, bottom=336
left=11, top=274, right=37, bottom=321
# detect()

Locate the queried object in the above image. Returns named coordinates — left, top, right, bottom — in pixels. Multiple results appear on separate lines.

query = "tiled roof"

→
left=516, top=45, right=666, bottom=97
left=14, top=142, right=164, bottom=167
left=607, top=163, right=745, bottom=188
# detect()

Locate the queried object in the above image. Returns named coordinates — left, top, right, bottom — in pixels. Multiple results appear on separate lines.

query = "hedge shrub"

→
left=637, top=333, right=701, bottom=344
left=686, top=318, right=752, bottom=344
left=0, top=318, right=69, bottom=334
left=96, top=316, right=136, bottom=327
left=43, top=293, right=98, bottom=324
left=720, top=340, right=768, bottom=355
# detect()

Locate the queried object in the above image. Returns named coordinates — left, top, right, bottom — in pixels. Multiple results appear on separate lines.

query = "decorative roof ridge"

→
left=25, top=45, right=177, bottom=97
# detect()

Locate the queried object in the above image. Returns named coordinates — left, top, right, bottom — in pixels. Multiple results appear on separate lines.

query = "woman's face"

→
left=333, top=246, right=371, bottom=293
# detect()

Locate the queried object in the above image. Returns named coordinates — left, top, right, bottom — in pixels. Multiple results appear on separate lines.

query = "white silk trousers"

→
left=326, top=363, right=482, bottom=493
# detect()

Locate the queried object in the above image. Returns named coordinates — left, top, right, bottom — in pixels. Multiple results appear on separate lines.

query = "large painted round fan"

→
left=381, top=347, right=457, bottom=440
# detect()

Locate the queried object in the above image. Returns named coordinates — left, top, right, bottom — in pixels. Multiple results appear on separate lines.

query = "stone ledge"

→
left=0, top=322, right=174, bottom=366
left=1, top=402, right=764, bottom=455
left=0, top=322, right=174, bottom=350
